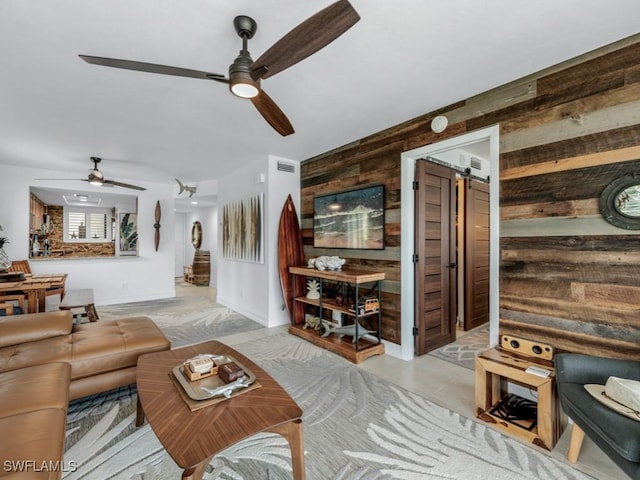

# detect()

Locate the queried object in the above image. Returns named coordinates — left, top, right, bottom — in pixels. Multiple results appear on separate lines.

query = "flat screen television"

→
left=313, top=185, right=385, bottom=250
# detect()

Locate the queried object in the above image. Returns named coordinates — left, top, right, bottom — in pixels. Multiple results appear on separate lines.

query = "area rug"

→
left=428, top=324, right=490, bottom=371
left=63, top=332, right=592, bottom=480
left=96, top=292, right=264, bottom=348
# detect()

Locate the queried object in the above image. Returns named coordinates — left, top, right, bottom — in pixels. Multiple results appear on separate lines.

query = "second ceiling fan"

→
left=79, top=0, right=360, bottom=136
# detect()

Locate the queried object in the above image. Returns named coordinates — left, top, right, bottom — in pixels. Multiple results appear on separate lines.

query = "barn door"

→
left=414, top=160, right=457, bottom=355
left=464, top=179, right=490, bottom=331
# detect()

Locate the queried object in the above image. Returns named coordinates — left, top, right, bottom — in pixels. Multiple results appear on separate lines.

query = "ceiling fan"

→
left=78, top=0, right=360, bottom=136
left=37, top=157, right=147, bottom=191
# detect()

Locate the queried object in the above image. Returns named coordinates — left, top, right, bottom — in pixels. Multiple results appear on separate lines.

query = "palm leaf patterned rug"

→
left=95, top=290, right=264, bottom=348
left=63, top=332, right=593, bottom=480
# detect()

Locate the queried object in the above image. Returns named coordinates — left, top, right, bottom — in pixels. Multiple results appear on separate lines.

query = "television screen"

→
left=313, top=185, right=385, bottom=250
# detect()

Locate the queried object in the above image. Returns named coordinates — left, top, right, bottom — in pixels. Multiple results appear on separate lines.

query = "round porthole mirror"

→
left=191, top=221, right=203, bottom=249
left=599, top=173, right=640, bottom=230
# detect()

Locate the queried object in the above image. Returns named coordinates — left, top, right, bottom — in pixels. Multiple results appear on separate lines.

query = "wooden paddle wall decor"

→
left=300, top=35, right=640, bottom=359
left=154, top=200, right=161, bottom=252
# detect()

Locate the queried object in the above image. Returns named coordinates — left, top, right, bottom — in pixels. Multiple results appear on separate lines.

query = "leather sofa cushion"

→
left=0, top=363, right=70, bottom=418
left=0, top=409, right=67, bottom=479
left=0, top=317, right=169, bottom=380
left=0, top=363, right=70, bottom=480
left=70, top=316, right=170, bottom=379
left=0, top=311, right=72, bottom=348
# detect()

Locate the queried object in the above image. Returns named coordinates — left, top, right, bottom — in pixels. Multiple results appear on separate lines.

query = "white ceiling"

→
left=1, top=0, right=639, bottom=188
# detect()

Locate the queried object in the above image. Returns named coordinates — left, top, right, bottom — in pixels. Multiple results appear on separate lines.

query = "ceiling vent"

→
left=470, top=156, right=482, bottom=170
left=277, top=161, right=295, bottom=173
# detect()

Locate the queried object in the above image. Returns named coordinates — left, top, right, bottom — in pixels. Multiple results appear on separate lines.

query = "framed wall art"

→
left=119, top=212, right=138, bottom=256
left=314, top=185, right=385, bottom=250
left=222, top=193, right=264, bottom=263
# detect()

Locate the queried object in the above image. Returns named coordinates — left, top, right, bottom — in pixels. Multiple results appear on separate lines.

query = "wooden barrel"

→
left=192, top=250, right=210, bottom=286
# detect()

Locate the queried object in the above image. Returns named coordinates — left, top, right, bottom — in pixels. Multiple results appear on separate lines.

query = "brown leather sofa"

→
left=0, top=310, right=170, bottom=479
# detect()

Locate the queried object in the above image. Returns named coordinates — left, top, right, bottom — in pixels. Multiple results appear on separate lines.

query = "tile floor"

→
left=160, top=282, right=631, bottom=479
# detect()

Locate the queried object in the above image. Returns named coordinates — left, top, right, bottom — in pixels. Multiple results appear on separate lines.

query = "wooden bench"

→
left=59, top=288, right=99, bottom=322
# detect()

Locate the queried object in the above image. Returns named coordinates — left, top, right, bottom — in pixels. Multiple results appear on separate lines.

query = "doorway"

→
left=413, top=160, right=490, bottom=355
left=399, top=125, right=500, bottom=360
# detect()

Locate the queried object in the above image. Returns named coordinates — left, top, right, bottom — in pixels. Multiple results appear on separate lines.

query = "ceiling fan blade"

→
left=250, top=0, right=360, bottom=80
left=103, top=179, right=147, bottom=191
left=35, top=178, right=86, bottom=181
left=79, top=55, right=226, bottom=81
left=250, top=90, right=294, bottom=136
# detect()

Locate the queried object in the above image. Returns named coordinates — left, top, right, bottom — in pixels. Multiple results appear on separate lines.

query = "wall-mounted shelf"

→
left=288, top=266, right=385, bottom=364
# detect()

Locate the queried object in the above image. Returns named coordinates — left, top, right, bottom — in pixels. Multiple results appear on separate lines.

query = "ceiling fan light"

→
left=88, top=172, right=104, bottom=186
left=229, top=73, right=259, bottom=99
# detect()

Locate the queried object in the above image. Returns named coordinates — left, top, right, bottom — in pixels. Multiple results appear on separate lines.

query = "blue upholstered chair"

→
left=555, top=353, right=640, bottom=479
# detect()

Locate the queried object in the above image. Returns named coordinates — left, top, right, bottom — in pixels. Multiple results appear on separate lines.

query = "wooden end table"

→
left=475, top=347, right=566, bottom=450
left=136, top=341, right=305, bottom=480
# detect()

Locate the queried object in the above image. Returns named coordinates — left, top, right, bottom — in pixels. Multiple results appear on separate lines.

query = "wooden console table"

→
left=475, top=347, right=566, bottom=450
left=288, top=266, right=385, bottom=364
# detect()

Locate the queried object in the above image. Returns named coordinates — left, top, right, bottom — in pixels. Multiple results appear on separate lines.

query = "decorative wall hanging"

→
left=222, top=193, right=264, bottom=263
left=175, top=178, right=197, bottom=198
left=314, top=185, right=385, bottom=249
left=119, top=213, right=138, bottom=256
left=191, top=221, right=203, bottom=249
left=154, top=200, right=161, bottom=252
left=600, top=173, right=640, bottom=230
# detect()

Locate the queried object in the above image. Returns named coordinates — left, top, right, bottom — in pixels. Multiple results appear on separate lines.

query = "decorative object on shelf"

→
left=222, top=193, right=264, bottom=263
left=31, top=234, right=40, bottom=257
left=313, top=184, right=385, bottom=250
left=154, top=200, right=161, bottom=252
left=191, top=221, right=203, bottom=249
left=303, top=314, right=321, bottom=330
left=306, top=279, right=320, bottom=299
left=335, top=292, right=344, bottom=306
left=600, top=172, right=640, bottom=229
left=349, top=295, right=380, bottom=316
left=0, top=229, right=10, bottom=272
left=320, top=319, right=375, bottom=343
left=308, top=255, right=346, bottom=271
left=175, top=178, right=197, bottom=198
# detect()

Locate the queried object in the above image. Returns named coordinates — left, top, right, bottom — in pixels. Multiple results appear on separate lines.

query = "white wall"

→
left=0, top=164, right=176, bottom=305
left=216, top=155, right=299, bottom=328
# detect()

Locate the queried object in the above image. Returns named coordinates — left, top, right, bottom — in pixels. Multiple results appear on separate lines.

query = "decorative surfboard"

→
left=278, top=195, right=306, bottom=325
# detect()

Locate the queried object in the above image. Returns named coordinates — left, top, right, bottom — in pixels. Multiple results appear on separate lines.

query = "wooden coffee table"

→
left=136, top=341, right=304, bottom=480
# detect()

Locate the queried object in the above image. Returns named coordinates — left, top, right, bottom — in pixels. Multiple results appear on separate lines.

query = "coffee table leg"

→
left=268, top=419, right=305, bottom=480
left=181, top=459, right=211, bottom=480
left=136, top=395, right=145, bottom=427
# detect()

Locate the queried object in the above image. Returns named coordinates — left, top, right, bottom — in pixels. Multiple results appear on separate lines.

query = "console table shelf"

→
left=288, top=266, right=385, bottom=364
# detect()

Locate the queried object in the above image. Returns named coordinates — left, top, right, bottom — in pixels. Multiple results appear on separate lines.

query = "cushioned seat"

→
left=555, top=353, right=640, bottom=479
left=0, top=363, right=71, bottom=480
left=0, top=311, right=170, bottom=400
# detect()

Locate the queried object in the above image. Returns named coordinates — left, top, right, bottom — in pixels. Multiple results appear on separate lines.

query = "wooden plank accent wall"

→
left=301, top=34, right=640, bottom=359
